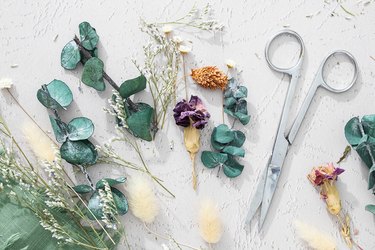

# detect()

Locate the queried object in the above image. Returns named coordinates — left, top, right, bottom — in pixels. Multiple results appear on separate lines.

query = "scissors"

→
left=245, top=29, right=359, bottom=230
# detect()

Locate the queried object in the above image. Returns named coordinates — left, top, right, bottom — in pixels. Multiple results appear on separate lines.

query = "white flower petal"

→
left=225, top=59, right=236, bottom=69
left=0, top=78, right=13, bottom=89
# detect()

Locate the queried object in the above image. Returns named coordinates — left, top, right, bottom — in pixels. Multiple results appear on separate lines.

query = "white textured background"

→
left=1, top=0, right=375, bottom=249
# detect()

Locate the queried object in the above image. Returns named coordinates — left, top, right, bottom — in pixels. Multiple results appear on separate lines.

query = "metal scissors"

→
left=245, top=29, right=359, bottom=230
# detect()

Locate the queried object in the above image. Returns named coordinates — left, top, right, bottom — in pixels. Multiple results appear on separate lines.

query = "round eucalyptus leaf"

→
left=344, top=117, right=363, bottom=146
left=37, top=89, right=62, bottom=110
left=223, top=157, right=244, bottom=178
left=67, top=117, right=94, bottom=141
left=355, top=141, right=374, bottom=169
left=72, top=184, right=92, bottom=194
left=61, top=40, right=81, bottom=70
left=49, top=115, right=68, bottom=143
left=224, top=97, right=236, bottom=109
left=365, top=204, right=375, bottom=215
left=223, top=108, right=235, bottom=117
left=82, top=57, right=105, bottom=91
left=235, top=99, right=248, bottom=114
left=362, top=115, right=375, bottom=138
left=230, top=130, right=246, bottom=147
left=96, top=177, right=126, bottom=189
left=37, top=80, right=73, bottom=109
left=201, top=151, right=228, bottom=169
left=87, top=190, right=103, bottom=220
left=211, top=136, right=226, bottom=151
left=126, top=103, right=154, bottom=141
left=233, top=86, right=248, bottom=99
left=119, top=75, right=147, bottom=99
left=234, top=112, right=250, bottom=125
left=222, top=146, right=245, bottom=157
left=79, top=22, right=99, bottom=50
left=111, top=187, right=128, bottom=215
left=212, top=124, right=234, bottom=144
left=60, top=139, right=98, bottom=165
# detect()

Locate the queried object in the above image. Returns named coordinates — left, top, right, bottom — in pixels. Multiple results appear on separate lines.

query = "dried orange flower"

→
left=191, top=66, right=228, bottom=90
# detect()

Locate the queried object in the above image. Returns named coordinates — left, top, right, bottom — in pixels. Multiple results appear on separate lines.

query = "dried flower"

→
left=173, top=95, right=210, bottom=129
left=308, top=163, right=344, bottom=187
left=294, top=220, right=336, bottom=250
left=162, top=25, right=173, bottom=34
left=308, top=163, right=344, bottom=215
left=191, top=66, right=228, bottom=90
left=127, top=176, right=159, bottom=223
left=178, top=45, right=192, bottom=54
left=21, top=121, right=55, bottom=163
left=172, top=36, right=183, bottom=44
left=225, top=59, right=236, bottom=69
left=0, top=78, right=13, bottom=89
left=198, top=200, right=223, bottom=244
left=184, top=124, right=200, bottom=189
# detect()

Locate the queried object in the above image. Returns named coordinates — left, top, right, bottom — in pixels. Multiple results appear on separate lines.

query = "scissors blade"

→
left=258, top=136, right=289, bottom=229
left=245, top=157, right=270, bottom=226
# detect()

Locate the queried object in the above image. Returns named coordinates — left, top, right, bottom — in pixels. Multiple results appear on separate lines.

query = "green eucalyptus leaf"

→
left=355, top=141, right=374, bottom=169
left=49, top=115, right=68, bottom=143
left=79, top=22, right=99, bottom=50
left=236, top=99, right=248, bottom=114
left=365, top=204, right=375, bottom=215
left=211, top=136, right=226, bottom=151
left=67, top=117, right=94, bottom=141
left=72, top=184, right=92, bottom=194
left=82, top=57, right=105, bottom=91
left=126, top=103, right=153, bottom=141
left=224, top=97, right=236, bottom=109
left=234, top=112, right=251, bottom=125
left=230, top=130, right=246, bottom=147
left=87, top=190, right=103, bottom=220
left=233, top=86, right=248, bottom=99
left=362, top=115, right=375, bottom=138
left=111, top=187, right=128, bottom=215
left=60, top=139, right=98, bottom=165
left=368, top=164, right=375, bottom=190
left=61, top=40, right=81, bottom=70
left=37, top=80, right=73, bottom=109
left=201, top=151, right=228, bottom=168
left=213, top=124, right=234, bottom=144
left=119, top=75, right=147, bottom=99
left=223, top=156, right=244, bottom=178
left=96, top=177, right=126, bottom=189
left=345, top=117, right=363, bottom=146
left=222, top=146, right=245, bottom=157
left=223, top=108, right=235, bottom=117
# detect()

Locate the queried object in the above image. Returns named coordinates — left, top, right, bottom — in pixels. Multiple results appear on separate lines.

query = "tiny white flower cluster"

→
left=98, top=181, right=118, bottom=229
left=104, top=90, right=128, bottom=128
left=39, top=209, right=74, bottom=243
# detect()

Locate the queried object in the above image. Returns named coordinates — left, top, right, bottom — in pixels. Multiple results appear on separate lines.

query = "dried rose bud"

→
left=191, top=66, right=228, bottom=90
left=173, top=95, right=210, bottom=129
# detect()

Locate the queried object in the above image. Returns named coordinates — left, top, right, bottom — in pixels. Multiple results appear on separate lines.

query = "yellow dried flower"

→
left=184, top=124, right=200, bottom=190
left=191, top=66, right=228, bottom=90
left=321, top=181, right=341, bottom=215
left=198, top=200, right=223, bottom=244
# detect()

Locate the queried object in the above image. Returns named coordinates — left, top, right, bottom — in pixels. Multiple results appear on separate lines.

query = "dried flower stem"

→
left=182, top=55, right=188, bottom=100
left=190, top=153, right=197, bottom=190
left=143, top=223, right=201, bottom=250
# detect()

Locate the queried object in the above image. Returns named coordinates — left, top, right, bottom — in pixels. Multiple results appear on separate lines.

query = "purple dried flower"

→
left=173, top=95, right=210, bottom=129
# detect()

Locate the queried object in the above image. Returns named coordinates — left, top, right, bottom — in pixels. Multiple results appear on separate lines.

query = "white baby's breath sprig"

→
left=99, top=181, right=118, bottom=229
left=0, top=78, right=13, bottom=89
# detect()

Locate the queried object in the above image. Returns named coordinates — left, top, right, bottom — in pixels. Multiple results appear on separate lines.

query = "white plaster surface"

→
left=1, top=0, right=375, bottom=249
